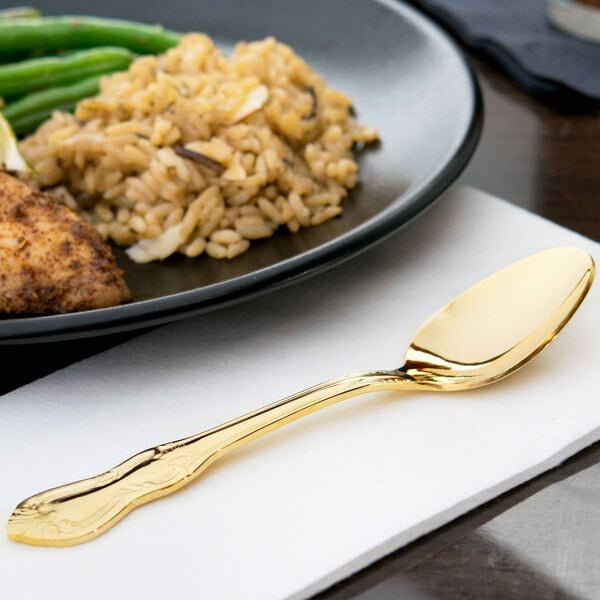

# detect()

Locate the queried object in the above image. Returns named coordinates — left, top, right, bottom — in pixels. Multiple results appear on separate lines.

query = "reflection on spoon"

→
left=6, top=246, right=594, bottom=547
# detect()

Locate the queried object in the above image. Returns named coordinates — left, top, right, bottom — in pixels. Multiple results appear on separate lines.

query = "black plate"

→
left=0, top=0, right=482, bottom=344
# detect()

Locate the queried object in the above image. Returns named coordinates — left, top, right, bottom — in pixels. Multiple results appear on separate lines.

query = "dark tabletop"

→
left=315, top=24, right=600, bottom=600
left=1, top=5, right=599, bottom=598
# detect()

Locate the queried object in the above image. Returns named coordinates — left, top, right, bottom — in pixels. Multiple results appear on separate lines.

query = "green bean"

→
left=2, top=74, right=100, bottom=136
left=0, top=46, right=135, bottom=100
left=0, top=15, right=181, bottom=59
left=0, top=6, right=41, bottom=20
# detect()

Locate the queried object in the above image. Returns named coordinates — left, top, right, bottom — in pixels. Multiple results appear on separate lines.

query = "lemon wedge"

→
left=0, top=112, right=32, bottom=172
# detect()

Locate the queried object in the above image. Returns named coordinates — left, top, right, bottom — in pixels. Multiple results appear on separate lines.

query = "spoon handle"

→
left=7, top=369, right=415, bottom=547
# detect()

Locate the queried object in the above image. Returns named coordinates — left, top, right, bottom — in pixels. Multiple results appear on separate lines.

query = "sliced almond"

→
left=222, top=154, right=247, bottom=180
left=125, top=222, right=185, bottom=263
left=229, top=84, right=269, bottom=123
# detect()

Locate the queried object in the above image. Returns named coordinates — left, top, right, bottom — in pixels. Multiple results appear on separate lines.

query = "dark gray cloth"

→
left=411, top=0, right=600, bottom=109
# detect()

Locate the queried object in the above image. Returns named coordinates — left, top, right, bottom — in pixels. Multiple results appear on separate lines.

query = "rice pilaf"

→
left=19, top=33, right=378, bottom=262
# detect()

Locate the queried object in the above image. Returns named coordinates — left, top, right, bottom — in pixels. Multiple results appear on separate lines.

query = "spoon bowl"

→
left=403, top=245, right=595, bottom=390
left=6, top=246, right=594, bottom=547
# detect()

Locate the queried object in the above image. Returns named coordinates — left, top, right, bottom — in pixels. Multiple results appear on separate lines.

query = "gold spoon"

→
left=6, top=245, right=595, bottom=547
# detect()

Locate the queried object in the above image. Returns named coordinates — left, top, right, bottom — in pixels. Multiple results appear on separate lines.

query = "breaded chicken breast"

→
left=0, top=172, right=131, bottom=316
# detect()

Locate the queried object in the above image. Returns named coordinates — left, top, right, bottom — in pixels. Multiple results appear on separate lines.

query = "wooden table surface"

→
left=316, top=37, right=600, bottom=600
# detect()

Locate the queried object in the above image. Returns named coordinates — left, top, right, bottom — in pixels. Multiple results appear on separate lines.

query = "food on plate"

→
left=0, top=10, right=378, bottom=317
left=3, top=74, right=105, bottom=137
left=18, top=32, right=378, bottom=262
left=0, top=171, right=131, bottom=316
left=0, top=47, right=137, bottom=136
left=0, top=47, right=136, bottom=100
left=0, top=15, right=180, bottom=58
left=0, top=15, right=181, bottom=136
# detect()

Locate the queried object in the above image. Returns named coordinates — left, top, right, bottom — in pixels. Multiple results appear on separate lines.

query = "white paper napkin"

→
left=1, top=186, right=598, bottom=600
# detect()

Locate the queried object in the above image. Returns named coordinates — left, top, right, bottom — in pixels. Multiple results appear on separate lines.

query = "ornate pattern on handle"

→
left=7, top=370, right=409, bottom=546
left=7, top=442, right=220, bottom=546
